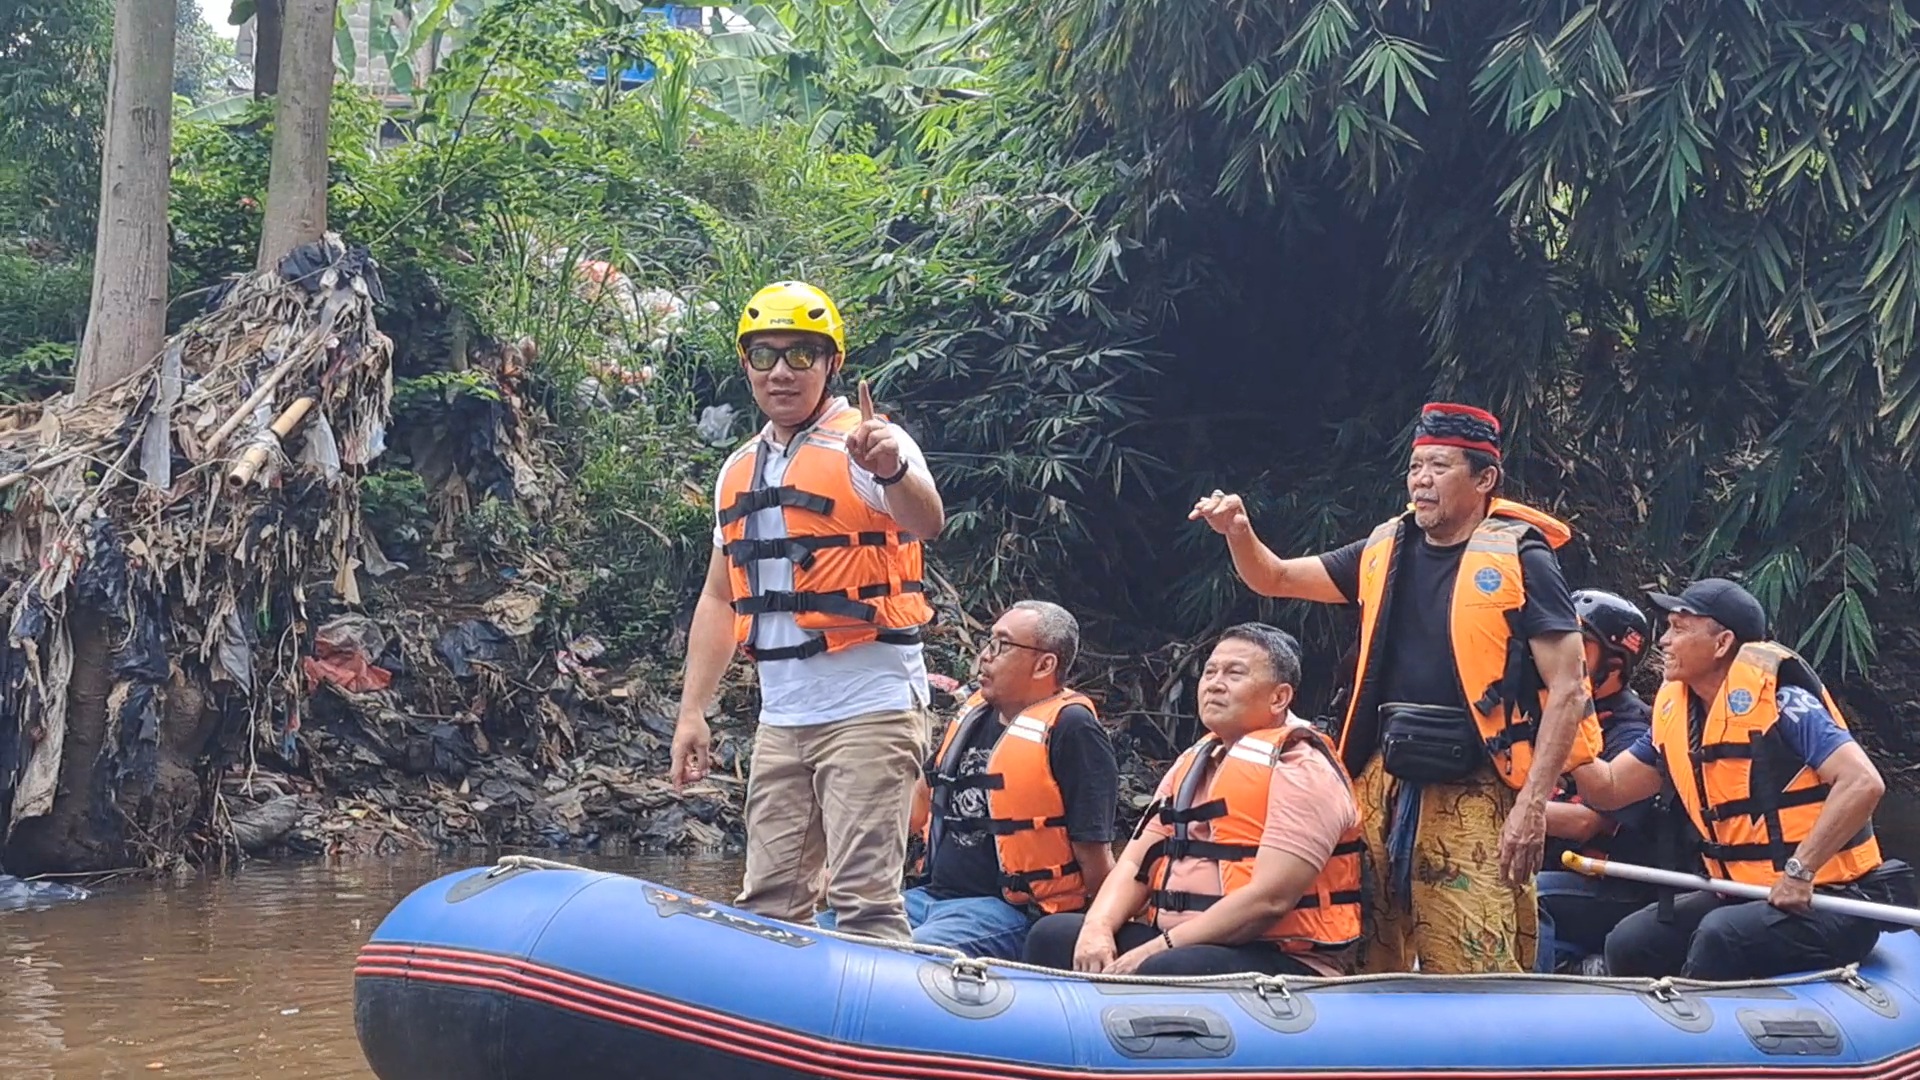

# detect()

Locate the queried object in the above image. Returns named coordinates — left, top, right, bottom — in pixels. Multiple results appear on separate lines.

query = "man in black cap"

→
left=1574, top=578, right=1911, bottom=979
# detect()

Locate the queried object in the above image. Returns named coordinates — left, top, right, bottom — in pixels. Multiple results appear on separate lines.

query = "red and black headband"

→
left=1412, top=402, right=1501, bottom=460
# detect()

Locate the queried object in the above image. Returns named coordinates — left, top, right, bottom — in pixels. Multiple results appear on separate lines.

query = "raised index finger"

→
left=858, top=378, right=876, bottom=422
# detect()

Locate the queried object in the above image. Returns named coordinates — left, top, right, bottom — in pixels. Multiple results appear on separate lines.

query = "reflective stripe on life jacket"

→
left=924, top=689, right=1096, bottom=914
left=1650, top=641, right=1882, bottom=887
left=1135, top=724, right=1365, bottom=953
left=716, top=406, right=932, bottom=662
left=1340, top=497, right=1602, bottom=788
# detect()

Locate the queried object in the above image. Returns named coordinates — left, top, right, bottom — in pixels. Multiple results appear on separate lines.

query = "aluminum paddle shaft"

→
left=1561, top=852, right=1920, bottom=929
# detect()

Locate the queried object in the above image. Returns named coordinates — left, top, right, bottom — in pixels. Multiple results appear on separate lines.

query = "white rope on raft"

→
left=483, top=855, right=1876, bottom=997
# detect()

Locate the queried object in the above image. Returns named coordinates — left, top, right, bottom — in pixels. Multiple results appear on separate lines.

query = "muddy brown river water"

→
left=2, top=796, right=1917, bottom=1079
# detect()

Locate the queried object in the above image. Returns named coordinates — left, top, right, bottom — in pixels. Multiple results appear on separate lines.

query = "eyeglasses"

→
left=979, top=637, right=1048, bottom=661
left=743, top=341, right=834, bottom=372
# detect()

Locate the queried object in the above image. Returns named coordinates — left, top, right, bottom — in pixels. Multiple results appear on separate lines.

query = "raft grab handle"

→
left=1103, top=1005, right=1235, bottom=1060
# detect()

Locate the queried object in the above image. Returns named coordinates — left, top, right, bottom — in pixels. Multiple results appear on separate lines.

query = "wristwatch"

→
left=874, top=459, right=911, bottom=486
left=1783, top=857, right=1815, bottom=883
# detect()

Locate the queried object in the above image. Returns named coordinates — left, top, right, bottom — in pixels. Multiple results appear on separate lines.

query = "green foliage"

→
left=837, top=101, right=1180, bottom=626
left=359, top=468, right=432, bottom=553
left=929, top=0, right=1920, bottom=680
left=0, top=248, right=91, bottom=400
left=458, top=496, right=537, bottom=566
left=701, top=0, right=991, bottom=155
left=393, top=369, right=506, bottom=415
left=0, top=0, right=111, bottom=249
left=0, top=343, right=77, bottom=403
left=164, top=0, right=891, bottom=656
left=176, top=0, right=239, bottom=105
left=150, top=0, right=1920, bottom=696
left=169, top=101, right=276, bottom=284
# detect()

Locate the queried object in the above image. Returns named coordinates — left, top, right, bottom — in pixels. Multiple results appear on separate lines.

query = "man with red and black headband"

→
left=1190, top=403, right=1602, bottom=973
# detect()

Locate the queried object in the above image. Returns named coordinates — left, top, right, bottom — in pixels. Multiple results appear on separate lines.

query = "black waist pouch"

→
left=1848, top=858, right=1917, bottom=930
left=1380, top=703, right=1484, bottom=784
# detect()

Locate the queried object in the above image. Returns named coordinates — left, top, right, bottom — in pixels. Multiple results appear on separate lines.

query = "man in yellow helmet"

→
left=669, top=281, right=947, bottom=941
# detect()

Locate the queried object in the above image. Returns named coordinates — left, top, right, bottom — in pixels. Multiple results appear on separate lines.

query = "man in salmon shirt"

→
left=1022, top=623, right=1366, bottom=977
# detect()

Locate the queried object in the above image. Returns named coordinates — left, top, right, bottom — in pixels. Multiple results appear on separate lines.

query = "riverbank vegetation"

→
left=3, top=0, right=1917, bottom=871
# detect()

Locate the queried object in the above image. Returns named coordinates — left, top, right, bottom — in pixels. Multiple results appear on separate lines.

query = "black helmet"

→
left=1573, top=588, right=1651, bottom=673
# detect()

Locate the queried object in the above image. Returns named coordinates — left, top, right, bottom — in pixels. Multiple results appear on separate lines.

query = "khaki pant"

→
left=1356, top=754, right=1538, bottom=974
left=733, top=708, right=929, bottom=941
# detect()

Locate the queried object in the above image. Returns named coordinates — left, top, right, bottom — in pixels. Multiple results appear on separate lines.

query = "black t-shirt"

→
left=925, top=703, right=1120, bottom=902
left=1320, top=530, right=1579, bottom=711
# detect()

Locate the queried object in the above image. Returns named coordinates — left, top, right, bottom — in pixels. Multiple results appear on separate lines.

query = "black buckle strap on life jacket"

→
left=717, top=484, right=834, bottom=526
left=1002, top=861, right=1081, bottom=894
left=986, top=814, right=1069, bottom=837
left=1150, top=889, right=1223, bottom=914
left=747, top=637, right=832, bottom=663
left=1172, top=838, right=1261, bottom=863
left=1291, top=888, right=1367, bottom=911
left=930, top=770, right=1004, bottom=796
left=724, top=537, right=822, bottom=569
left=1701, top=823, right=1876, bottom=870
left=727, top=532, right=922, bottom=570
left=1155, top=799, right=1229, bottom=828
left=924, top=701, right=993, bottom=862
left=1475, top=608, right=1541, bottom=750
left=1141, top=741, right=1228, bottom=892
left=1131, top=836, right=1260, bottom=887
left=735, top=590, right=879, bottom=621
left=748, top=626, right=922, bottom=663
left=1702, top=783, right=1830, bottom=823
left=1483, top=720, right=1540, bottom=756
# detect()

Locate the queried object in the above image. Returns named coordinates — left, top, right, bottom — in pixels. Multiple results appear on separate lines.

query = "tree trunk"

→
left=256, top=0, right=336, bottom=271
left=73, top=0, right=177, bottom=405
left=252, top=0, right=285, bottom=99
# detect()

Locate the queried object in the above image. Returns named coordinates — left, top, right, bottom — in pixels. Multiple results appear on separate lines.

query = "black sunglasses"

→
left=744, top=342, right=834, bottom=372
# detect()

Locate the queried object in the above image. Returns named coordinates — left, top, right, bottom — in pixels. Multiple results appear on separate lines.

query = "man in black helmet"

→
left=1534, top=589, right=1675, bottom=972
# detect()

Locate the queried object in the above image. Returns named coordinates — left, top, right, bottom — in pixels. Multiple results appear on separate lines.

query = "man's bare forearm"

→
left=882, top=464, right=944, bottom=539
left=1522, top=683, right=1590, bottom=803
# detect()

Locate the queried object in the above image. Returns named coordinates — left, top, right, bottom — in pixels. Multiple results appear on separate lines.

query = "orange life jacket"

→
left=1650, top=642, right=1882, bottom=887
left=715, top=406, right=932, bottom=662
left=1341, top=498, right=1603, bottom=788
left=924, top=689, right=1096, bottom=914
left=1135, top=724, right=1365, bottom=953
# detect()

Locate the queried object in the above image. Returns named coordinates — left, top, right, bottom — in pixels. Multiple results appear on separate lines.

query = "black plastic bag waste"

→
left=434, top=619, right=515, bottom=678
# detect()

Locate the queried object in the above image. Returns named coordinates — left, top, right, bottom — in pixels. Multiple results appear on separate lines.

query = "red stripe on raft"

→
left=355, top=943, right=1920, bottom=1080
left=358, top=954, right=978, bottom=1080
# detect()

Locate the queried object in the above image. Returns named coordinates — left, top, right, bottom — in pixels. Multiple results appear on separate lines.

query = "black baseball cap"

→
left=1647, top=578, right=1769, bottom=643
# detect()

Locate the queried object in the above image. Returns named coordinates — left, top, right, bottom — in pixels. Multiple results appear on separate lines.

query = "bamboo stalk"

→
left=225, top=395, right=316, bottom=490
left=0, top=446, right=94, bottom=494
left=202, top=357, right=308, bottom=460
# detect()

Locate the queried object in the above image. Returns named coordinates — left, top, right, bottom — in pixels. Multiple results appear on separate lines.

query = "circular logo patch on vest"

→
left=1474, top=567, right=1503, bottom=594
left=1728, top=689, right=1756, bottom=715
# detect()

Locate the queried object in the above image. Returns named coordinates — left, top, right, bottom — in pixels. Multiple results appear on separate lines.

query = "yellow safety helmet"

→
left=735, top=281, right=846, bottom=359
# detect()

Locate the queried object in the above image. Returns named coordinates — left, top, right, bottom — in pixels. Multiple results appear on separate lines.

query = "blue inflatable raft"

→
left=354, top=859, right=1920, bottom=1079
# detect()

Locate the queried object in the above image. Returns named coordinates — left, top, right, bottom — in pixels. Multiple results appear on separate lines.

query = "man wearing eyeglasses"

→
left=876, top=600, right=1119, bottom=958
left=669, top=281, right=947, bottom=942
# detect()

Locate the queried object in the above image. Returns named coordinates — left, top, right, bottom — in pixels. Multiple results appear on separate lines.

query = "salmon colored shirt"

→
left=1125, top=719, right=1361, bottom=976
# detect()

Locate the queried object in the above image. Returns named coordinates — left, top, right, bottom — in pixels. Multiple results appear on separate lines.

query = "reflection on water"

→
left=0, top=853, right=743, bottom=1079
left=0, top=793, right=1915, bottom=1080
